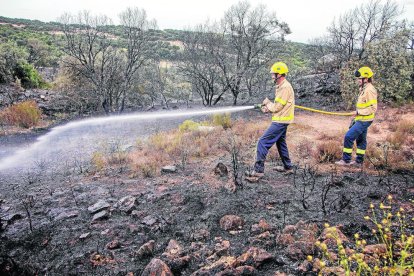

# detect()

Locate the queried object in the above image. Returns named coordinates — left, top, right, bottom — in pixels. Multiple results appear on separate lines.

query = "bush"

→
left=179, top=120, right=200, bottom=132
left=365, top=30, right=413, bottom=104
left=129, top=148, right=167, bottom=178
left=0, top=100, right=42, bottom=128
left=396, top=120, right=414, bottom=135
left=339, top=59, right=361, bottom=109
left=0, top=41, right=29, bottom=84
left=91, top=152, right=106, bottom=171
left=339, top=30, right=413, bottom=107
left=308, top=196, right=414, bottom=275
left=314, top=140, right=342, bottom=163
left=386, top=132, right=406, bottom=150
left=14, top=62, right=49, bottom=89
left=139, top=162, right=158, bottom=178
left=211, top=113, right=232, bottom=129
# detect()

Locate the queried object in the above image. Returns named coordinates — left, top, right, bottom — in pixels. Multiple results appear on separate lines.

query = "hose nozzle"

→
left=254, top=104, right=264, bottom=109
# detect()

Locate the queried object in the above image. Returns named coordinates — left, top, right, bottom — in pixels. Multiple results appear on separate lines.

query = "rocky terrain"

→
left=0, top=107, right=413, bottom=275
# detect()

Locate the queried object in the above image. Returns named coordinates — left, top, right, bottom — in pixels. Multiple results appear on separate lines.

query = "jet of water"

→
left=0, top=106, right=255, bottom=171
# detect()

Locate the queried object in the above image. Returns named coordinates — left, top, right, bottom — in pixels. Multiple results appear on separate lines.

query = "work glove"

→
left=261, top=105, right=269, bottom=113
left=261, top=98, right=271, bottom=113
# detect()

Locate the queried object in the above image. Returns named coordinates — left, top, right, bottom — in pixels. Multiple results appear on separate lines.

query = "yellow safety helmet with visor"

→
left=270, top=62, right=288, bottom=75
left=354, top=67, right=373, bottom=79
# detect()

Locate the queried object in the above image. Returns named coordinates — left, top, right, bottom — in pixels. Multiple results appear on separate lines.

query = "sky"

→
left=0, top=0, right=413, bottom=43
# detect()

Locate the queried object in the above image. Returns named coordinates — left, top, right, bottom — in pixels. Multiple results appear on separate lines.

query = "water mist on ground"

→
left=0, top=106, right=254, bottom=172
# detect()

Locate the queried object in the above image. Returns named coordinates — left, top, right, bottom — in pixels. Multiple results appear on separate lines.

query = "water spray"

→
left=0, top=106, right=254, bottom=171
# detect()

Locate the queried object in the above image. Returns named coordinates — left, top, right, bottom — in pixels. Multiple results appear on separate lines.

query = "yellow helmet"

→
left=270, top=62, right=288, bottom=75
left=355, top=67, right=373, bottom=78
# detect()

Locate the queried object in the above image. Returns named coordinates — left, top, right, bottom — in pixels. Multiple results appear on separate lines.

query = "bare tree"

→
left=179, top=2, right=289, bottom=106
left=118, top=7, right=157, bottom=112
left=179, top=24, right=226, bottom=106
left=59, top=8, right=156, bottom=113
left=327, top=0, right=400, bottom=66
left=217, top=1, right=290, bottom=105
left=307, top=36, right=338, bottom=73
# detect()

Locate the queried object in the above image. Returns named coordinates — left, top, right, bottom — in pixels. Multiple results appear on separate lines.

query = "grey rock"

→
left=92, top=210, right=109, bottom=222
left=135, top=240, right=155, bottom=257
left=87, top=200, right=110, bottom=214
left=54, top=210, right=79, bottom=221
left=79, top=232, right=90, bottom=239
left=114, top=195, right=137, bottom=213
left=214, top=162, right=228, bottom=177
left=142, top=215, right=157, bottom=226
left=93, top=187, right=110, bottom=196
left=141, top=258, right=173, bottom=276
left=161, top=165, right=177, bottom=173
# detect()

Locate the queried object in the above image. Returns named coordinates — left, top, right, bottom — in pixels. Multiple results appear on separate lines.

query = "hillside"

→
left=0, top=16, right=315, bottom=66
left=0, top=105, right=413, bottom=275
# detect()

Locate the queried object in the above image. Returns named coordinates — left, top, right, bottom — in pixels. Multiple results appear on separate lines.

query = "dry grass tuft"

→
left=369, top=124, right=380, bottom=134
left=386, top=131, right=406, bottom=150
left=231, top=119, right=267, bottom=144
left=396, top=119, right=414, bottom=135
left=91, top=152, right=106, bottom=172
left=387, top=122, right=399, bottom=132
left=314, top=140, right=342, bottom=163
left=129, top=149, right=168, bottom=178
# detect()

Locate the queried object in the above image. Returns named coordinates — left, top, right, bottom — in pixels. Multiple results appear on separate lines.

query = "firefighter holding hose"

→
left=246, top=62, right=295, bottom=178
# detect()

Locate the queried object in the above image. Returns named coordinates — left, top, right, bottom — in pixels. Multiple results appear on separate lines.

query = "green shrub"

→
left=365, top=30, right=413, bottom=104
left=14, top=62, right=48, bottom=88
left=179, top=119, right=200, bottom=132
left=0, top=100, right=42, bottom=128
left=211, top=113, right=232, bottom=129
left=340, top=30, right=413, bottom=107
left=308, top=196, right=414, bottom=275
left=0, top=41, right=28, bottom=84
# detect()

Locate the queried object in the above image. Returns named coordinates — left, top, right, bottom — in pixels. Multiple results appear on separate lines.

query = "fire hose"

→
left=254, top=104, right=354, bottom=116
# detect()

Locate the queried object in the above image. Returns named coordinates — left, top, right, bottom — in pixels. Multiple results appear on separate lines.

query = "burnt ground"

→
left=0, top=157, right=413, bottom=275
left=0, top=107, right=413, bottom=275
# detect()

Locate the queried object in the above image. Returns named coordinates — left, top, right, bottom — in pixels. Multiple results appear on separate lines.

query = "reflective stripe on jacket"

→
left=265, top=79, right=295, bottom=124
left=355, top=83, right=377, bottom=122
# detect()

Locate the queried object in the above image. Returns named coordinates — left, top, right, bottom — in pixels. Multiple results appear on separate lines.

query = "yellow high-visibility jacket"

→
left=355, top=83, right=378, bottom=122
left=264, top=79, right=295, bottom=124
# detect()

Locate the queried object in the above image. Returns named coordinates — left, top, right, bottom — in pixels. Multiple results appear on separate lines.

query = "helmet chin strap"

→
left=273, top=74, right=283, bottom=84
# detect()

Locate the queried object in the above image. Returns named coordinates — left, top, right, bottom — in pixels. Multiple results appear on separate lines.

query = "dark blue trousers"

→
left=342, top=120, right=372, bottom=163
left=254, top=122, right=292, bottom=173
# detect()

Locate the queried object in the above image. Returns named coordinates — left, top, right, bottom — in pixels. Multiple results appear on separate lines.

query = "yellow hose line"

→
left=295, top=104, right=354, bottom=116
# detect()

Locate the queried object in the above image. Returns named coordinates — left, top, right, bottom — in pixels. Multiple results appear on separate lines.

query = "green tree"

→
left=365, top=29, right=413, bottom=103
left=340, top=29, right=413, bottom=107
left=0, top=41, right=28, bottom=84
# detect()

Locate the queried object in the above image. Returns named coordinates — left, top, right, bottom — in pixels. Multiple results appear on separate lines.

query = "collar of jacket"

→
left=276, top=79, right=287, bottom=89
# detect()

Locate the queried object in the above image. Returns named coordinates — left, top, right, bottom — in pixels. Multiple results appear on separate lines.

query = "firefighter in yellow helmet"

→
left=246, top=62, right=295, bottom=177
left=335, top=66, right=378, bottom=167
